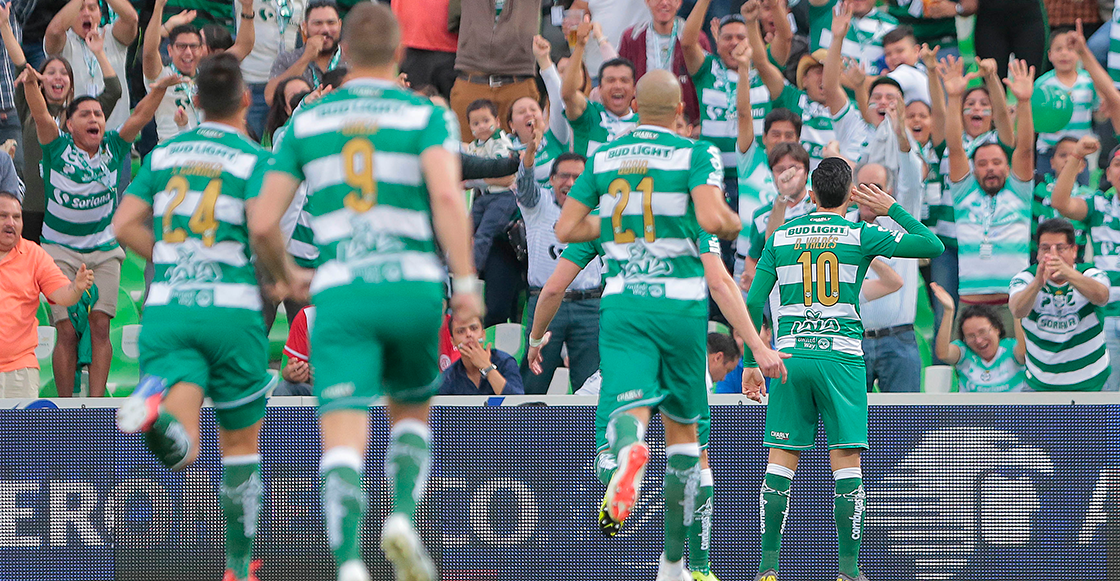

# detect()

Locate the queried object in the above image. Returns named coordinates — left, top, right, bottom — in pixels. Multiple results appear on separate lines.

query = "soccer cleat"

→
left=605, top=441, right=649, bottom=523
left=655, top=553, right=691, bottom=581
left=691, top=571, right=720, bottom=581
left=837, top=575, right=868, bottom=581
left=754, top=569, right=779, bottom=581
left=116, top=375, right=167, bottom=433
left=380, top=513, right=437, bottom=581
left=597, top=491, right=621, bottom=536
left=222, top=560, right=262, bottom=581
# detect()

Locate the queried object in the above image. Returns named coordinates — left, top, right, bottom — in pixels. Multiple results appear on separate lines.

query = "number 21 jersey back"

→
left=268, top=78, right=460, bottom=298
left=758, top=212, right=904, bottom=362
left=567, top=125, right=723, bottom=318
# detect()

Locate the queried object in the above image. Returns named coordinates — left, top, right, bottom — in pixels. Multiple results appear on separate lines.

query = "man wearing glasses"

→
left=1009, top=218, right=1111, bottom=392
left=263, top=0, right=343, bottom=106
left=143, top=0, right=206, bottom=142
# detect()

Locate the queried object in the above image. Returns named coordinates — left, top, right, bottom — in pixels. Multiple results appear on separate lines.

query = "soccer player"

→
left=528, top=225, right=783, bottom=581
left=555, top=68, right=787, bottom=581
left=112, top=53, right=272, bottom=581
left=248, top=5, right=481, bottom=581
left=742, top=158, right=944, bottom=581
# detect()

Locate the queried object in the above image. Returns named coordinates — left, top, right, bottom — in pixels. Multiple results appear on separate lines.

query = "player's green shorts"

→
left=764, top=355, right=868, bottom=450
left=311, top=283, right=444, bottom=414
left=597, top=308, right=707, bottom=425
left=138, top=310, right=272, bottom=431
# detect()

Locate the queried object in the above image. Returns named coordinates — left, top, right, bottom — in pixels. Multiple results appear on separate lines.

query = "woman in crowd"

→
left=263, top=77, right=312, bottom=147
left=0, top=2, right=120, bottom=242
left=932, top=282, right=1026, bottom=393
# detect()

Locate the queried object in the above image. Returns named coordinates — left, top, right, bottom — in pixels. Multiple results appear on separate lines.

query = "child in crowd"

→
left=1034, top=28, right=1106, bottom=177
left=881, top=25, right=930, bottom=105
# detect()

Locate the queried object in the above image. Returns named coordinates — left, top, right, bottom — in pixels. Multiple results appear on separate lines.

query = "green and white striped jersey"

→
left=268, top=78, right=459, bottom=297
left=1109, top=4, right=1120, bottom=89
left=950, top=174, right=1031, bottom=296
left=808, top=0, right=898, bottom=76
left=271, top=123, right=319, bottom=269
left=570, top=100, right=640, bottom=157
left=746, top=193, right=816, bottom=260
left=1034, top=69, right=1099, bottom=154
left=124, top=122, right=267, bottom=316
left=567, top=124, right=723, bottom=317
left=951, top=337, right=1025, bottom=392
left=756, top=211, right=905, bottom=362
left=736, top=140, right=778, bottom=256
left=692, top=53, right=770, bottom=176
left=934, top=131, right=1003, bottom=247
left=1009, top=263, right=1110, bottom=391
left=1081, top=187, right=1120, bottom=317
left=918, top=140, right=943, bottom=224
left=40, top=131, right=131, bottom=252
left=511, top=129, right=568, bottom=187
left=771, top=85, right=834, bottom=169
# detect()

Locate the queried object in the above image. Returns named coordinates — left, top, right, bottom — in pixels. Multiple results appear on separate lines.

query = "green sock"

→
left=759, top=466, right=793, bottom=573
left=220, top=455, right=261, bottom=579
left=663, top=445, right=700, bottom=564
left=385, top=420, right=431, bottom=522
left=595, top=450, right=618, bottom=487
left=320, top=447, right=365, bottom=569
left=607, top=413, right=643, bottom=457
left=143, top=411, right=191, bottom=470
left=688, top=469, right=714, bottom=573
left=834, top=470, right=865, bottom=579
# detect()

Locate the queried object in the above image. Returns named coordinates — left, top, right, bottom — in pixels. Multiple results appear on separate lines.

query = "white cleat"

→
left=655, top=553, right=691, bottom=581
left=380, top=513, right=437, bottom=581
left=338, top=560, right=370, bottom=581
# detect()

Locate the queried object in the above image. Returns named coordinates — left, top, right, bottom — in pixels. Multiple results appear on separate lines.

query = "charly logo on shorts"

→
left=770, top=431, right=790, bottom=440
left=321, top=382, right=356, bottom=399
left=618, top=389, right=643, bottom=402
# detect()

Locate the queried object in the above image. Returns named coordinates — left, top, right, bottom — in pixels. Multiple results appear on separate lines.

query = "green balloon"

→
left=1031, top=84, right=1074, bottom=133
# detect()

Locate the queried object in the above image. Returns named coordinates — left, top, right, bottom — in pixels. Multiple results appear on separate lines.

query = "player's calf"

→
left=117, top=376, right=195, bottom=470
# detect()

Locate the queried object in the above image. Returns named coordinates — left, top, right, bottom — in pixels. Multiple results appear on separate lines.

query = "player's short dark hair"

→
left=869, top=75, right=903, bottom=96
left=550, top=152, right=586, bottom=177
left=598, top=57, right=636, bottom=83
left=168, top=24, right=201, bottom=46
left=341, top=3, right=397, bottom=66
left=958, top=305, right=1007, bottom=340
left=196, top=53, right=245, bottom=118
left=811, top=157, right=853, bottom=209
left=707, top=332, right=740, bottom=359
left=767, top=141, right=810, bottom=172
left=882, top=25, right=915, bottom=47
left=1037, top=217, right=1076, bottom=247
left=305, top=0, right=340, bottom=22
left=65, top=95, right=102, bottom=122
left=466, top=98, right=498, bottom=119
left=201, top=23, right=233, bottom=51
left=764, top=107, right=802, bottom=136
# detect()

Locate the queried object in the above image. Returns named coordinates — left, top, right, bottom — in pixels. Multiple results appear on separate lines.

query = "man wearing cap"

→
left=1050, top=136, right=1120, bottom=392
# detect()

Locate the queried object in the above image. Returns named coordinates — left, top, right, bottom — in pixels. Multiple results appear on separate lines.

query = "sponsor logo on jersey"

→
left=622, top=244, right=673, bottom=278
left=168, top=247, right=222, bottom=285
left=790, top=310, right=841, bottom=335
left=338, top=220, right=406, bottom=263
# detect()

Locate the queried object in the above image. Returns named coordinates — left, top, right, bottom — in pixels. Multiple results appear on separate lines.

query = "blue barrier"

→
left=0, top=401, right=1113, bottom=580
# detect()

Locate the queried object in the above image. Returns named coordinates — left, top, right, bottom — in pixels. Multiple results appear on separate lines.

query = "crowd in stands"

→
left=2, top=0, right=1120, bottom=398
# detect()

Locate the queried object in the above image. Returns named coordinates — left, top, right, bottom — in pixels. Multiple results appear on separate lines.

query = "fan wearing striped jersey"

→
left=556, top=68, right=787, bottom=581
left=112, top=54, right=272, bottom=581
left=250, top=5, right=481, bottom=581
left=742, top=159, right=943, bottom=581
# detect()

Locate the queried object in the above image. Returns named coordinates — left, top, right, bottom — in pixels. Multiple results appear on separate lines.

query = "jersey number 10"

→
left=797, top=250, right=840, bottom=306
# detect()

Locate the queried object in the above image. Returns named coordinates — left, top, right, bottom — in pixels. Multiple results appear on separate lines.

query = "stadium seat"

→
left=486, top=323, right=526, bottom=364
left=924, top=365, right=953, bottom=393
left=547, top=366, right=570, bottom=395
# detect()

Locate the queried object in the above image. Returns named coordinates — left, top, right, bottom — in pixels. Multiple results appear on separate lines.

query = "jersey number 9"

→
left=342, top=137, right=377, bottom=213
